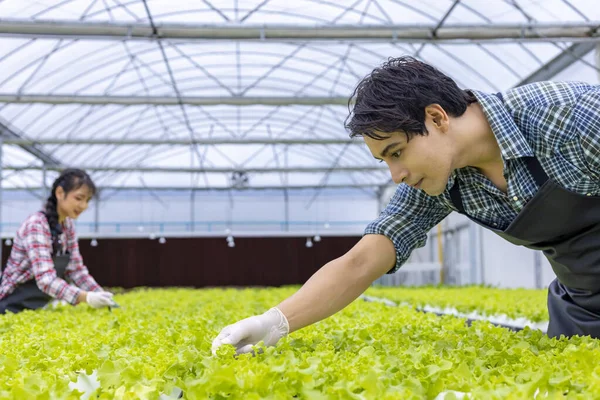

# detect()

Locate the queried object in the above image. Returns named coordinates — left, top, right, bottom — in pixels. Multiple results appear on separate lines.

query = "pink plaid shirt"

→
left=0, top=212, right=102, bottom=304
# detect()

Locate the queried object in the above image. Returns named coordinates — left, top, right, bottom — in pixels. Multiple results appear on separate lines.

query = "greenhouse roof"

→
left=0, top=0, right=598, bottom=196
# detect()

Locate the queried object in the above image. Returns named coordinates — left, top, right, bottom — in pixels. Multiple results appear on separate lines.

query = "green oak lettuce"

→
left=0, top=287, right=598, bottom=399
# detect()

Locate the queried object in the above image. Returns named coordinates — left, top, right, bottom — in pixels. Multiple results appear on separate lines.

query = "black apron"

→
left=450, top=96, right=600, bottom=338
left=0, top=253, right=71, bottom=314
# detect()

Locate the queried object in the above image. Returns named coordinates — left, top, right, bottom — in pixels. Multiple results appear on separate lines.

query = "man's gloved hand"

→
left=86, top=291, right=115, bottom=308
left=211, top=307, right=289, bottom=355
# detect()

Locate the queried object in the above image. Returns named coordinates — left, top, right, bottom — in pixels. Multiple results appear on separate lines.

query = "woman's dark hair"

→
left=345, top=56, right=476, bottom=140
left=44, top=169, right=96, bottom=254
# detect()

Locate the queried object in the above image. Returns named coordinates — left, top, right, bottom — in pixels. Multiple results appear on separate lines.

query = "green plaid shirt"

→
left=365, top=81, right=600, bottom=273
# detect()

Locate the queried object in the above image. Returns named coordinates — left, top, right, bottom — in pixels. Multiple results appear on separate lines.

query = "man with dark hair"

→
left=212, top=56, right=600, bottom=354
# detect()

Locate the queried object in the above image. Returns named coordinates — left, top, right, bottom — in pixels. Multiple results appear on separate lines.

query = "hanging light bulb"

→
left=313, top=235, right=321, bottom=242
left=5, top=238, right=12, bottom=246
left=159, top=237, right=166, bottom=244
left=305, top=238, right=313, bottom=248
left=90, top=239, right=98, bottom=247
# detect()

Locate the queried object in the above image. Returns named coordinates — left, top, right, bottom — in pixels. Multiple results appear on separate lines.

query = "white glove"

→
left=212, top=307, right=289, bottom=355
left=86, top=291, right=114, bottom=308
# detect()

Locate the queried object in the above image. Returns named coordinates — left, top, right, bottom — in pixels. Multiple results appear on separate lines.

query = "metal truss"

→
left=4, top=165, right=388, bottom=173
left=0, top=20, right=598, bottom=43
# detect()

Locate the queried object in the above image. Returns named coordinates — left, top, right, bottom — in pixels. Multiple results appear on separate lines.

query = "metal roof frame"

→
left=0, top=118, right=61, bottom=166
left=0, top=94, right=349, bottom=106
left=3, top=138, right=360, bottom=145
left=5, top=165, right=388, bottom=173
left=0, top=20, right=598, bottom=43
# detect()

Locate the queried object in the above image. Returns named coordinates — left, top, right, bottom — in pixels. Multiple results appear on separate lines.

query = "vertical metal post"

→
left=534, top=251, right=542, bottom=289
left=0, top=135, right=3, bottom=266
left=283, top=146, right=289, bottom=232
left=479, top=225, right=485, bottom=284
left=437, top=223, right=444, bottom=284
left=469, top=221, right=478, bottom=284
left=190, top=189, right=195, bottom=232
left=453, top=229, right=461, bottom=284
left=429, top=236, right=435, bottom=263
left=190, top=141, right=195, bottom=233
left=283, top=189, right=289, bottom=232
left=42, top=164, right=48, bottom=196
left=94, top=190, right=100, bottom=233
left=376, top=186, right=385, bottom=213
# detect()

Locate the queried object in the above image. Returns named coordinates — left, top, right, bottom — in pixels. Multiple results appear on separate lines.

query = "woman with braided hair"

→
left=0, top=168, right=114, bottom=314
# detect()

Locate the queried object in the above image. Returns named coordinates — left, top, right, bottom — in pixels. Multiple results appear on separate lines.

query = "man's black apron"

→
left=0, top=253, right=71, bottom=314
left=450, top=95, right=600, bottom=338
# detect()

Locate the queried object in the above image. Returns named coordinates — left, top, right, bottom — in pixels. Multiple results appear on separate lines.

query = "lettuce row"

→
left=1, top=287, right=599, bottom=399
left=366, top=285, right=549, bottom=322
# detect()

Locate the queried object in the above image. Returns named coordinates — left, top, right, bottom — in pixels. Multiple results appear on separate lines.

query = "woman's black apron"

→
left=450, top=94, right=600, bottom=338
left=0, top=253, right=70, bottom=314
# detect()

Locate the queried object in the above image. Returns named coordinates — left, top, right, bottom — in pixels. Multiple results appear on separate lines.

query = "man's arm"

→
left=278, top=234, right=395, bottom=333
left=211, top=184, right=450, bottom=355
left=211, top=234, right=395, bottom=354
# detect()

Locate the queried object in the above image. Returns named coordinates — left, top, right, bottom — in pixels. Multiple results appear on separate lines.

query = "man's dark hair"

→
left=345, top=56, right=476, bottom=140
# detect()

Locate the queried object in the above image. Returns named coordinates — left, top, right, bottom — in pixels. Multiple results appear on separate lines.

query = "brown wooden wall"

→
left=3, top=236, right=361, bottom=288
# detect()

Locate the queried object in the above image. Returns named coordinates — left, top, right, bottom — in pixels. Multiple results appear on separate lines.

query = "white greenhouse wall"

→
left=0, top=184, right=561, bottom=290
left=0, top=189, right=379, bottom=235
left=479, top=228, right=555, bottom=289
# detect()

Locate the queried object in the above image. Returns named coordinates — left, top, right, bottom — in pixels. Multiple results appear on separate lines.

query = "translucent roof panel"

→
left=2, top=0, right=600, bottom=24
left=0, top=38, right=592, bottom=97
left=0, top=0, right=599, bottom=192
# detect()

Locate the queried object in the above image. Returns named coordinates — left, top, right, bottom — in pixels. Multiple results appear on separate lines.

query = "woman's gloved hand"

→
left=86, top=291, right=115, bottom=308
left=211, top=307, right=289, bottom=355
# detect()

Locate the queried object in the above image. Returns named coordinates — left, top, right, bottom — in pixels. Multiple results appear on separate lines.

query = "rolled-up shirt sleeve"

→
left=64, top=220, right=102, bottom=292
left=364, top=184, right=451, bottom=273
left=574, top=87, right=600, bottom=181
left=24, top=222, right=81, bottom=305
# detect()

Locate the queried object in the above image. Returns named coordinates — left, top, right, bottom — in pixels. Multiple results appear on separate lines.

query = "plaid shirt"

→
left=365, top=81, right=600, bottom=273
left=0, top=212, right=102, bottom=304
